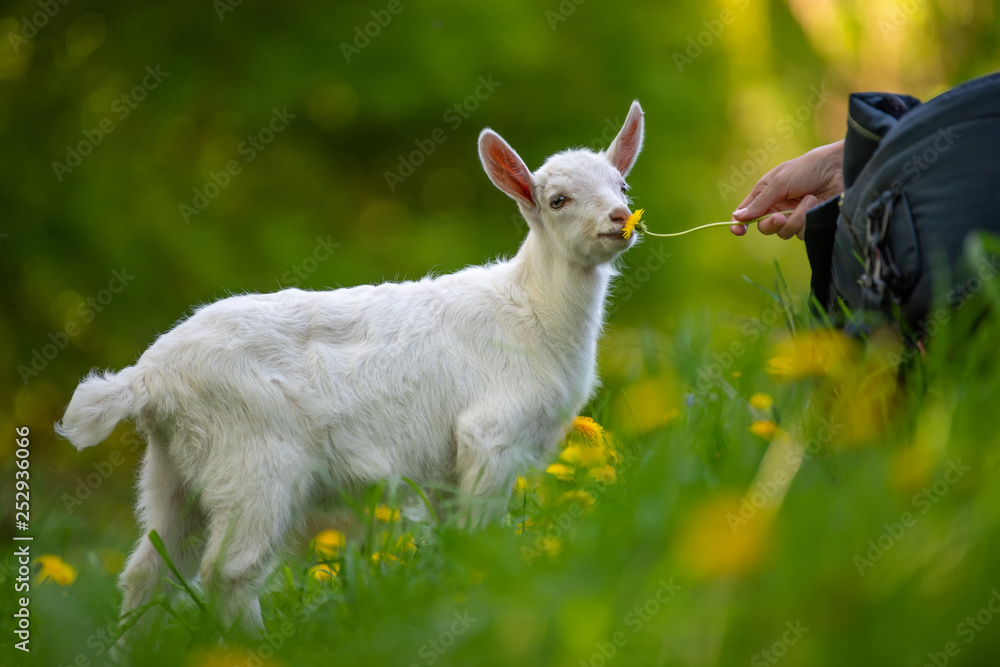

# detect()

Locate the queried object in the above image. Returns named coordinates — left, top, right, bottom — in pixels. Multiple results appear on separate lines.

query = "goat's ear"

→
left=478, top=129, right=536, bottom=209
left=606, top=100, right=644, bottom=177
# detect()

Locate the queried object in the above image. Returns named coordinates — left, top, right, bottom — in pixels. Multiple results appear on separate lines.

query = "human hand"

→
left=729, top=140, right=844, bottom=240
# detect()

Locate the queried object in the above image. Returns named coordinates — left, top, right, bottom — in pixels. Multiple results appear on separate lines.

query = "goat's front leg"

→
left=454, top=414, right=532, bottom=528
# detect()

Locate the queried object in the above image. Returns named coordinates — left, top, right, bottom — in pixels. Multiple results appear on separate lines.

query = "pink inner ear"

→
left=486, top=139, right=534, bottom=205
left=611, top=123, right=640, bottom=173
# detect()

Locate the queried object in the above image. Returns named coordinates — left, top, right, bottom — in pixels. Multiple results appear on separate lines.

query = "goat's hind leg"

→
left=118, top=436, right=204, bottom=641
left=198, top=441, right=302, bottom=636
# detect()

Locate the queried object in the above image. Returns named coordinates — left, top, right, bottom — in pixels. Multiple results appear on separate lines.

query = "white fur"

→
left=55, top=101, right=645, bottom=634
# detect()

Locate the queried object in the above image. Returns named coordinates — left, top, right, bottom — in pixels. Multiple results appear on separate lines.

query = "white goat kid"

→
left=55, top=100, right=645, bottom=635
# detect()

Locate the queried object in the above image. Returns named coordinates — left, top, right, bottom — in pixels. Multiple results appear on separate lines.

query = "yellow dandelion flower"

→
left=589, top=465, right=617, bottom=484
left=749, top=393, right=773, bottom=411
left=396, top=535, right=418, bottom=554
left=677, top=494, right=768, bottom=578
left=373, top=504, right=400, bottom=523
left=560, top=444, right=608, bottom=467
left=749, top=420, right=778, bottom=439
left=571, top=416, right=605, bottom=446
left=35, top=555, right=77, bottom=586
left=514, top=517, right=535, bottom=535
left=308, top=562, right=340, bottom=582
left=546, top=462, right=574, bottom=481
left=187, top=647, right=282, bottom=667
left=622, top=208, right=644, bottom=239
left=560, top=489, right=596, bottom=510
left=313, top=529, right=345, bottom=558
left=539, top=536, right=562, bottom=558
left=513, top=475, right=530, bottom=494
left=766, top=330, right=854, bottom=379
left=371, top=551, right=399, bottom=564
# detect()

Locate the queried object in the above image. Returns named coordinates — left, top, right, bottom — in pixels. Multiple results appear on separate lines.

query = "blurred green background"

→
left=2, top=1, right=999, bottom=666
left=2, top=0, right=997, bottom=444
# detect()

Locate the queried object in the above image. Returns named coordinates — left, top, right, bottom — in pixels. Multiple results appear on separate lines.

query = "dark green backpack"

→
left=804, top=71, right=1000, bottom=339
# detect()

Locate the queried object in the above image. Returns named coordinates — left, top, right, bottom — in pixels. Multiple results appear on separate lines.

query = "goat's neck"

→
left=509, top=233, right=610, bottom=357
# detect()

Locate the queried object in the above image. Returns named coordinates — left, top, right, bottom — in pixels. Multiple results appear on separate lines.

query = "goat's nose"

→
left=609, top=207, right=630, bottom=224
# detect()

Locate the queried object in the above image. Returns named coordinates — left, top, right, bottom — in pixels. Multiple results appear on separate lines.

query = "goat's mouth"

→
left=597, top=231, right=630, bottom=241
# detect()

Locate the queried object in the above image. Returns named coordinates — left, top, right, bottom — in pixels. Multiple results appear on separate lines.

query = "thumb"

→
left=734, top=181, right=782, bottom=220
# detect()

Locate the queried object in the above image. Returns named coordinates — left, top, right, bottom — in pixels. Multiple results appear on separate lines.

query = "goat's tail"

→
left=55, top=367, right=148, bottom=450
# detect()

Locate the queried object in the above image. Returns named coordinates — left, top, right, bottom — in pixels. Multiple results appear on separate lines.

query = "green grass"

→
left=6, top=283, right=1000, bottom=667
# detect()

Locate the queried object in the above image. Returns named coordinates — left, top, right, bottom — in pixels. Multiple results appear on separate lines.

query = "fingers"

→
left=733, top=176, right=772, bottom=214
left=780, top=194, right=817, bottom=240
left=756, top=213, right=787, bottom=236
left=730, top=223, right=748, bottom=236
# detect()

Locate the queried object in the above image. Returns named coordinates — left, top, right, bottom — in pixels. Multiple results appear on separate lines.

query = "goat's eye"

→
left=550, top=195, right=566, bottom=209
left=620, top=184, right=627, bottom=194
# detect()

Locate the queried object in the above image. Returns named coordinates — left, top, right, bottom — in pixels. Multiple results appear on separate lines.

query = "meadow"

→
left=3, top=1, right=999, bottom=665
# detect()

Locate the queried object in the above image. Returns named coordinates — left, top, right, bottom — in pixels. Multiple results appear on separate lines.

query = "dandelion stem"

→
left=638, top=210, right=795, bottom=238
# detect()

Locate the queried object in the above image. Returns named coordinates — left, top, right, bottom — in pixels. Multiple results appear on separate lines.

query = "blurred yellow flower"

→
left=589, top=465, right=617, bottom=484
left=539, top=536, right=562, bottom=558
left=546, top=462, right=574, bottom=481
left=613, top=375, right=680, bottom=434
left=749, top=420, right=778, bottom=439
left=622, top=208, right=643, bottom=239
left=766, top=330, right=855, bottom=379
left=824, top=361, right=899, bottom=447
left=396, top=535, right=418, bottom=554
left=571, top=416, right=605, bottom=446
left=35, top=555, right=76, bottom=586
left=313, top=529, right=345, bottom=558
left=514, top=475, right=530, bottom=493
left=677, top=494, right=768, bottom=578
left=308, top=562, right=340, bottom=582
left=514, top=517, right=534, bottom=535
left=749, top=393, right=773, bottom=411
left=373, top=504, right=400, bottom=523
left=186, top=647, right=283, bottom=667
left=560, top=489, right=596, bottom=510
left=371, top=551, right=399, bottom=564
left=560, top=444, right=608, bottom=467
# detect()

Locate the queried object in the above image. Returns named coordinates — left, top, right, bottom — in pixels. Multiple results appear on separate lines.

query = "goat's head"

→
left=479, top=101, right=644, bottom=267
